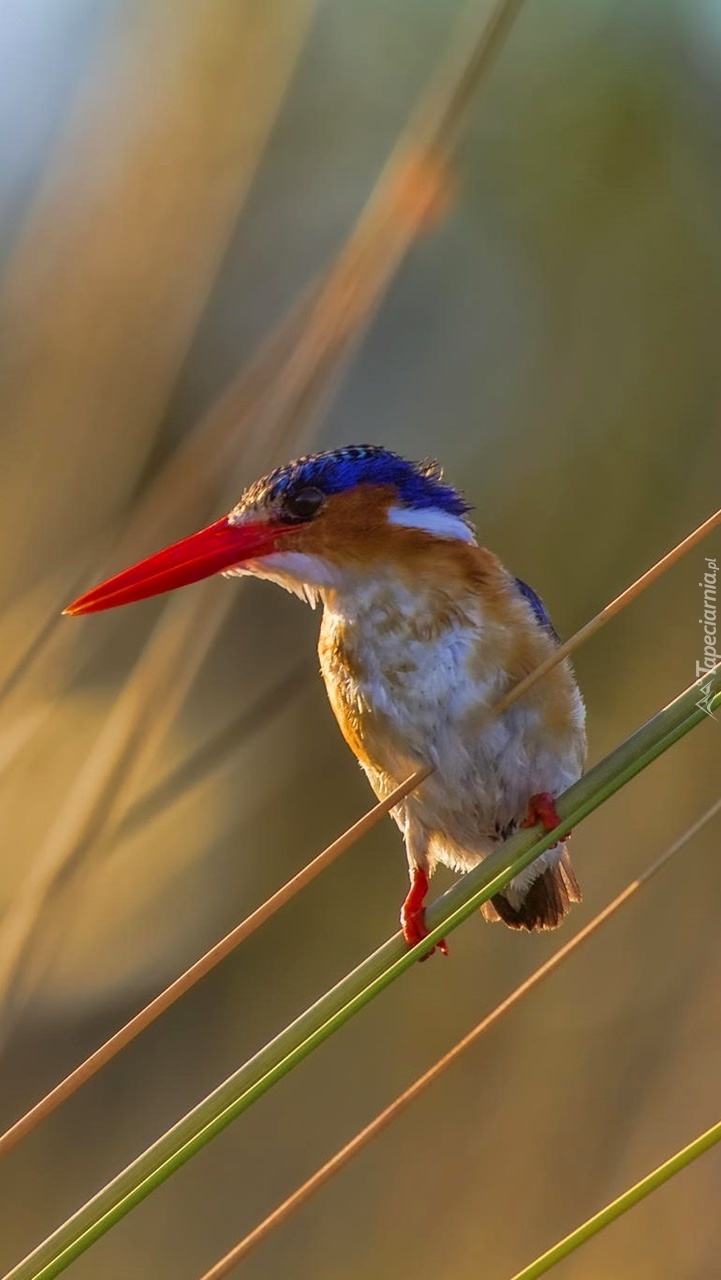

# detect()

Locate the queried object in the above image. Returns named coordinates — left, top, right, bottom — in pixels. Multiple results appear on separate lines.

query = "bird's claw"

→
left=401, top=867, right=448, bottom=960
left=521, top=791, right=568, bottom=837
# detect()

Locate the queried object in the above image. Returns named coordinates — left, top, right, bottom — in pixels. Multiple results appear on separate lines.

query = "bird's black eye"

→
left=283, top=486, right=325, bottom=521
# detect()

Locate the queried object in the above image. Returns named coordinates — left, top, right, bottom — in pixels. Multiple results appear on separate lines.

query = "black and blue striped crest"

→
left=241, top=445, right=471, bottom=517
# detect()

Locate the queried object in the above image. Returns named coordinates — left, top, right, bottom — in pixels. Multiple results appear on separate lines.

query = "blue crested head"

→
left=240, top=445, right=472, bottom=519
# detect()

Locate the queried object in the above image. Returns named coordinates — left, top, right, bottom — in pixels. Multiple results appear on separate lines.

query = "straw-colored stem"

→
left=4, top=667, right=719, bottom=1280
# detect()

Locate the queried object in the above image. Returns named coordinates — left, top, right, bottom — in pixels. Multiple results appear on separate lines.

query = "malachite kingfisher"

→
left=65, top=446, right=587, bottom=954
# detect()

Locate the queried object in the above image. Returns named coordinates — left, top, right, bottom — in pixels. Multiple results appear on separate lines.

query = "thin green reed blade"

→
left=5, top=668, right=720, bottom=1280
left=510, top=1116, right=721, bottom=1279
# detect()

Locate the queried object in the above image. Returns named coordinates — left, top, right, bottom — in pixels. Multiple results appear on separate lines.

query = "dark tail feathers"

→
left=482, top=850, right=581, bottom=932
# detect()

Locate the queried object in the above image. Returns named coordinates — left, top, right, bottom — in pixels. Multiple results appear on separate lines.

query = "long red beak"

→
left=63, top=515, right=295, bottom=616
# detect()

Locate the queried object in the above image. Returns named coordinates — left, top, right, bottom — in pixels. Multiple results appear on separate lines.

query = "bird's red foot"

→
left=521, top=791, right=568, bottom=836
left=401, top=866, right=448, bottom=959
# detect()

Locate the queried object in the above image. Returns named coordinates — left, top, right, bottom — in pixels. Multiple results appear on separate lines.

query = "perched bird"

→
left=65, top=445, right=586, bottom=953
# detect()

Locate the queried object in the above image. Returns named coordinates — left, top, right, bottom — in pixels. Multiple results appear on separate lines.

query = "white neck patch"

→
left=223, top=551, right=340, bottom=608
left=387, top=505, right=476, bottom=544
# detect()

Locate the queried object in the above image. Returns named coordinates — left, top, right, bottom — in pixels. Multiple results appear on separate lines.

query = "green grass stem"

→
left=5, top=666, right=720, bottom=1280
left=510, top=1116, right=721, bottom=1279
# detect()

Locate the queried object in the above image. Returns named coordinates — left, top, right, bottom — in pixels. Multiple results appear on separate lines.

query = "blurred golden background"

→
left=0, top=1, right=720, bottom=1277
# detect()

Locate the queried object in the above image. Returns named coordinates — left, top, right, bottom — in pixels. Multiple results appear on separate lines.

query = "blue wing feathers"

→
left=514, top=577, right=560, bottom=643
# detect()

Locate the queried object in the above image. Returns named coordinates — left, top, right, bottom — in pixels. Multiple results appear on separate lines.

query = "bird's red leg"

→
left=521, top=791, right=568, bottom=836
left=400, top=866, right=448, bottom=959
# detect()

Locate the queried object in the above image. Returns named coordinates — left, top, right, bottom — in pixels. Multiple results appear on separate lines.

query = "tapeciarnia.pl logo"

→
left=697, top=556, right=718, bottom=718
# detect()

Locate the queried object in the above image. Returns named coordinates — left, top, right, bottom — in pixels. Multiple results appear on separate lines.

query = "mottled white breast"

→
left=318, top=572, right=585, bottom=874
left=321, top=578, right=490, bottom=744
